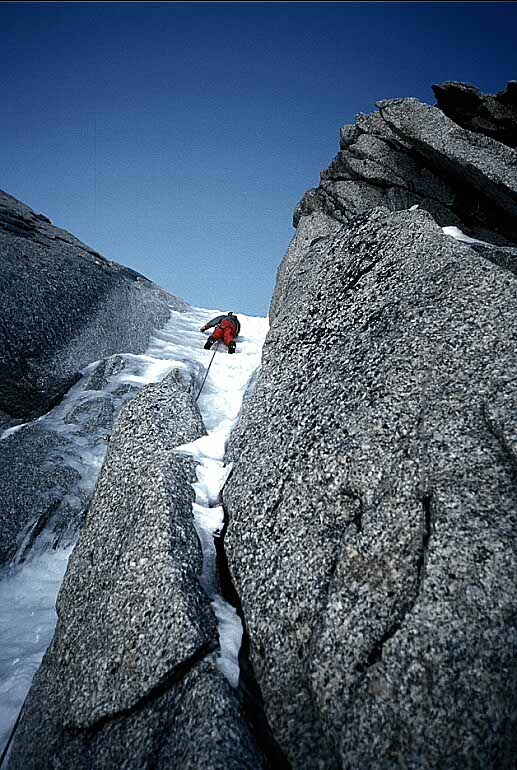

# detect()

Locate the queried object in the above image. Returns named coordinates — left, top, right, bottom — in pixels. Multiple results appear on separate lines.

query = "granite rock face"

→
left=6, top=81, right=517, bottom=769
left=0, top=424, right=84, bottom=564
left=224, top=205, right=517, bottom=769
left=433, top=80, right=517, bottom=149
left=0, top=190, right=186, bottom=420
left=377, top=98, right=517, bottom=237
left=294, top=88, right=517, bottom=245
left=8, top=369, right=266, bottom=769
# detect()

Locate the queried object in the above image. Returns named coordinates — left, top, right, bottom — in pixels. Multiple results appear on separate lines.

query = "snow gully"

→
left=0, top=304, right=268, bottom=756
left=169, top=308, right=268, bottom=687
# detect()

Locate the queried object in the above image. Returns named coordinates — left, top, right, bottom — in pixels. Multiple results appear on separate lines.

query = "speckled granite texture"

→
left=0, top=190, right=186, bottom=419
left=294, top=91, right=517, bottom=245
left=224, top=207, right=517, bottom=769
left=8, top=370, right=266, bottom=769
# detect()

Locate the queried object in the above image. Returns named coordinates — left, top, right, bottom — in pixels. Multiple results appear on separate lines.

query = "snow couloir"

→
left=0, top=304, right=268, bottom=756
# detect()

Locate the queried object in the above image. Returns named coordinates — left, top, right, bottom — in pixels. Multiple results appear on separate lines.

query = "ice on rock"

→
left=192, top=503, right=225, bottom=535
left=172, top=308, right=268, bottom=685
left=442, top=225, right=491, bottom=245
left=0, top=303, right=268, bottom=752
left=0, top=546, right=73, bottom=752
left=211, top=595, right=243, bottom=688
left=174, top=434, right=227, bottom=462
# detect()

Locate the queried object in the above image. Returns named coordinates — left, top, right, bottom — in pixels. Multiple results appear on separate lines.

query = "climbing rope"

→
left=195, top=341, right=220, bottom=402
left=0, top=338, right=221, bottom=765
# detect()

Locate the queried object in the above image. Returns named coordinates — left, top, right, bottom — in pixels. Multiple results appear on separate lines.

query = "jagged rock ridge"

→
left=433, top=80, right=517, bottom=149
left=4, top=81, right=517, bottom=770
left=293, top=80, right=517, bottom=248
left=223, top=84, right=517, bottom=768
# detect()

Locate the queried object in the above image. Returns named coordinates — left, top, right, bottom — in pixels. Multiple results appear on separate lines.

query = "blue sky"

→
left=1, top=2, right=516, bottom=316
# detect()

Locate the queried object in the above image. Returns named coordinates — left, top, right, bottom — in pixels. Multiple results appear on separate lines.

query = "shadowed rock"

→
left=224, top=207, right=517, bottom=769
left=433, top=80, right=517, bottom=148
left=8, top=369, right=266, bottom=769
left=0, top=190, right=186, bottom=420
left=0, top=355, right=142, bottom=566
left=295, top=86, right=517, bottom=246
left=377, top=97, right=517, bottom=238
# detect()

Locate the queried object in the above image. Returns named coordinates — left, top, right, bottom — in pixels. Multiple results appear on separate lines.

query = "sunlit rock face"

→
left=293, top=86, right=517, bottom=246
left=224, top=85, right=517, bottom=769
left=0, top=190, right=185, bottom=421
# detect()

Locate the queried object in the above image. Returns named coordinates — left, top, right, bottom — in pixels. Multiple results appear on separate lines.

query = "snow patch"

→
left=442, top=225, right=491, bottom=245
left=211, top=595, right=243, bottom=688
left=171, top=307, right=267, bottom=685
left=0, top=424, right=27, bottom=441
left=0, top=546, right=73, bottom=752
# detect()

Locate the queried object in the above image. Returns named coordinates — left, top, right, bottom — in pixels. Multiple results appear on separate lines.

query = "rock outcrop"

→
left=223, top=86, right=517, bottom=768
left=0, top=190, right=184, bottom=421
left=5, top=81, right=517, bottom=770
left=8, top=369, right=266, bottom=770
left=294, top=88, right=517, bottom=246
left=433, top=80, right=517, bottom=149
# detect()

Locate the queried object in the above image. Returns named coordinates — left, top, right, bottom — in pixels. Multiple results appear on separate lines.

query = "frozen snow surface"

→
left=442, top=225, right=491, bottom=245
left=0, top=304, right=268, bottom=752
left=170, top=306, right=268, bottom=687
left=0, top=547, right=73, bottom=757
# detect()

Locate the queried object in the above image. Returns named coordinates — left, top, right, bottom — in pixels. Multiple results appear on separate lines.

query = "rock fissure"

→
left=339, top=252, right=385, bottom=298
left=303, top=90, right=517, bottom=244
left=356, top=493, right=433, bottom=677
left=216, top=507, right=292, bottom=770
left=378, top=104, right=517, bottom=235
left=15, top=499, right=61, bottom=564
left=417, top=493, right=433, bottom=593
left=4, top=81, right=517, bottom=769
left=0, top=210, right=38, bottom=238
left=432, top=81, right=517, bottom=149
left=337, top=489, right=365, bottom=533
left=64, top=641, right=218, bottom=736
left=358, top=616, right=406, bottom=673
left=468, top=242, right=517, bottom=278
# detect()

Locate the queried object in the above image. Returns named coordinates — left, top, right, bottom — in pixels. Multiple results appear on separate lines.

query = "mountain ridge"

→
left=3, top=80, right=517, bottom=769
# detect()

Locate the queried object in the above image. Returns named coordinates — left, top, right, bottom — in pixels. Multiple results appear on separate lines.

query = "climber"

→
left=200, top=312, right=241, bottom=354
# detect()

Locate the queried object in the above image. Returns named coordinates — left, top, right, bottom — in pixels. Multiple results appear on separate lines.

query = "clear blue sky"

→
left=1, top=2, right=516, bottom=316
